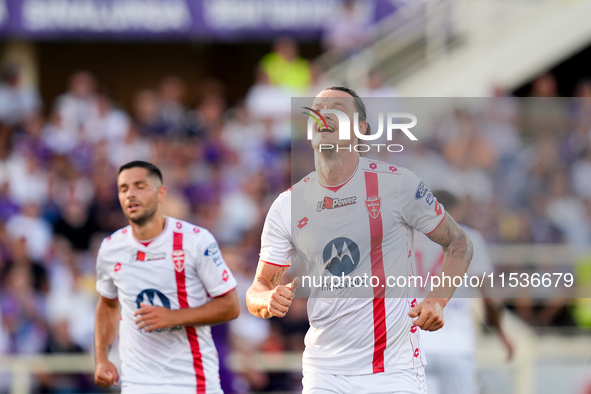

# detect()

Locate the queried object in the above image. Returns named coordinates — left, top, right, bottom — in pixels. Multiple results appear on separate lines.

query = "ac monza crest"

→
left=172, top=249, right=186, bottom=272
left=365, top=196, right=381, bottom=219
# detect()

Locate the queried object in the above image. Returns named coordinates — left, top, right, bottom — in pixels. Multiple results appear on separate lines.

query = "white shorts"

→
left=302, top=367, right=428, bottom=394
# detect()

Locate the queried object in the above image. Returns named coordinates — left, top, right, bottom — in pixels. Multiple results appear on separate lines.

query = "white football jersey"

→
left=260, top=157, right=446, bottom=375
left=415, top=226, right=493, bottom=357
left=96, top=217, right=237, bottom=394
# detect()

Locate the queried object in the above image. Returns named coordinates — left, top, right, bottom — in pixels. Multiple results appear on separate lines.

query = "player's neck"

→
left=130, top=214, right=167, bottom=241
left=314, top=151, right=359, bottom=186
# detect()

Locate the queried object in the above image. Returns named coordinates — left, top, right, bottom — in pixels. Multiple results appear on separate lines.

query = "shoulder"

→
left=166, top=217, right=215, bottom=245
left=289, top=171, right=317, bottom=193
left=272, top=171, right=317, bottom=205
left=98, top=226, right=131, bottom=253
left=359, top=156, right=405, bottom=176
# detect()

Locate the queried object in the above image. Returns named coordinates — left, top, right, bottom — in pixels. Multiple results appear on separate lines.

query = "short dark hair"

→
left=432, top=190, right=458, bottom=211
left=118, top=161, right=163, bottom=184
left=324, top=86, right=371, bottom=136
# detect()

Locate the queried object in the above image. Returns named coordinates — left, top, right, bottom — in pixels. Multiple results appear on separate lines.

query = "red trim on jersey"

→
left=140, top=241, right=151, bottom=247
left=173, top=232, right=206, bottom=394
left=260, top=259, right=290, bottom=267
left=213, top=285, right=238, bottom=298
left=425, top=211, right=447, bottom=235
left=364, top=171, right=387, bottom=373
left=319, top=158, right=359, bottom=192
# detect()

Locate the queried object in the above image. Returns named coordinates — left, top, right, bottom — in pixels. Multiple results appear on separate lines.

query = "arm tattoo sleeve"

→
left=269, top=267, right=288, bottom=287
left=426, top=215, right=474, bottom=264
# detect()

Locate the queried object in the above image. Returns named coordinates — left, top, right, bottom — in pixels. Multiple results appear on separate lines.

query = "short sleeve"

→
left=259, top=194, right=294, bottom=266
left=398, top=171, right=446, bottom=234
left=96, top=241, right=118, bottom=299
left=195, top=230, right=237, bottom=298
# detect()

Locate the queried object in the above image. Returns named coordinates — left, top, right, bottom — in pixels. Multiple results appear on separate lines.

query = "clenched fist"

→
left=408, top=298, right=445, bottom=331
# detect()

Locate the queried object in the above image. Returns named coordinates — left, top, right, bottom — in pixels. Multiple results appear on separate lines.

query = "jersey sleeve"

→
left=194, top=230, right=237, bottom=298
left=95, top=240, right=118, bottom=299
left=398, top=170, right=446, bottom=234
left=259, top=194, right=294, bottom=266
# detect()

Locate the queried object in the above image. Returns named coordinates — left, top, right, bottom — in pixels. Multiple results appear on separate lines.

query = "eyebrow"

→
left=118, top=180, right=149, bottom=188
left=313, top=101, right=349, bottom=109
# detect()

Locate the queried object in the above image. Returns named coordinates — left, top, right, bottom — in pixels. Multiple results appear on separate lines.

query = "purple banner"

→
left=0, top=0, right=399, bottom=40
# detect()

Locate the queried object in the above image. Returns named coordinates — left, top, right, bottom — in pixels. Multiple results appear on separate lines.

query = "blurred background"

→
left=0, top=0, right=589, bottom=393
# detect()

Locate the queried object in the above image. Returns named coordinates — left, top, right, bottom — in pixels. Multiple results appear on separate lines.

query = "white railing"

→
left=1, top=327, right=590, bottom=394
left=320, top=0, right=586, bottom=94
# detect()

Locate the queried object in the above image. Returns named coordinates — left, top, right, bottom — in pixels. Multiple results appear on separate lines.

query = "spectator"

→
left=53, top=71, right=98, bottom=137
left=323, top=0, right=369, bottom=58
left=158, top=75, right=187, bottom=131
left=0, top=63, right=42, bottom=126
left=259, top=37, right=311, bottom=92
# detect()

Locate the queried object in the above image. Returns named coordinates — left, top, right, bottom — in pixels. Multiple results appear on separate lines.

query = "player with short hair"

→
left=94, top=160, right=239, bottom=393
left=246, top=88, right=474, bottom=393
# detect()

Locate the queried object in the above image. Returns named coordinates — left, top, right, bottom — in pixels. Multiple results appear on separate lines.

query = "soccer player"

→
left=246, top=87, right=474, bottom=393
left=94, top=161, right=239, bottom=393
left=415, top=190, right=513, bottom=394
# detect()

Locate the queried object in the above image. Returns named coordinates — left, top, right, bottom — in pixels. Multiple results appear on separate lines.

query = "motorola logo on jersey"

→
left=322, top=237, right=360, bottom=276
left=135, top=289, right=182, bottom=333
left=136, top=289, right=171, bottom=309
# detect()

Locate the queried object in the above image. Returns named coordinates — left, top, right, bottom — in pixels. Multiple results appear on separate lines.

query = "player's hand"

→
left=267, top=278, right=299, bottom=318
left=94, top=360, right=119, bottom=388
left=408, top=298, right=445, bottom=331
left=134, top=303, right=176, bottom=332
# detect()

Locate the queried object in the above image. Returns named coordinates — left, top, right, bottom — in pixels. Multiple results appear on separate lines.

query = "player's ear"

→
left=360, top=120, right=369, bottom=136
left=157, top=185, right=167, bottom=203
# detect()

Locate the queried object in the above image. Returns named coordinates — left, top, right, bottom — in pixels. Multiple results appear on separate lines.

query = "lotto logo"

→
left=222, top=270, right=229, bottom=282
left=297, top=217, right=309, bottom=229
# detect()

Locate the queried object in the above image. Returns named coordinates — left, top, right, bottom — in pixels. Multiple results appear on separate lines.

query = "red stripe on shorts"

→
left=173, top=232, right=206, bottom=393
left=365, top=172, right=387, bottom=373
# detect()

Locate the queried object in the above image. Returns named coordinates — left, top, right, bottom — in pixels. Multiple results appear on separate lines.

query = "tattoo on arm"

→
left=269, top=267, right=287, bottom=287
left=426, top=215, right=474, bottom=264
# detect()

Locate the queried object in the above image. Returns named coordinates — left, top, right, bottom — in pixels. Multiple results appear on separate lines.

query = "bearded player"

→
left=94, top=161, right=239, bottom=393
left=246, top=87, right=473, bottom=393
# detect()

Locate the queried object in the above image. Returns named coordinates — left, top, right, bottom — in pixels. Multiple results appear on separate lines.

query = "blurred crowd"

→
left=0, top=36, right=590, bottom=393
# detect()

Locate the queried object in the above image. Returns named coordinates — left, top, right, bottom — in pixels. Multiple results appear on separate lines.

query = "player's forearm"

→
left=427, top=223, right=473, bottom=304
left=174, top=289, right=240, bottom=326
left=94, top=297, right=120, bottom=362
left=246, top=280, right=274, bottom=319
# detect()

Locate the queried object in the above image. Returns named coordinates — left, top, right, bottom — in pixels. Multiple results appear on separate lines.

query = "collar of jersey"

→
left=132, top=216, right=169, bottom=247
left=318, top=157, right=359, bottom=193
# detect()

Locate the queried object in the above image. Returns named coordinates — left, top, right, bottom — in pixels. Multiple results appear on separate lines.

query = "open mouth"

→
left=128, top=202, right=140, bottom=212
left=319, top=128, right=335, bottom=134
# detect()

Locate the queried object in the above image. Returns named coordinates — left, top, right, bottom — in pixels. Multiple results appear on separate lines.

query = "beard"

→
left=127, top=204, right=157, bottom=226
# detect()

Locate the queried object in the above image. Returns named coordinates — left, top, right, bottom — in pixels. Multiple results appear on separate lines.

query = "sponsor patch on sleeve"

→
left=204, top=243, right=219, bottom=256
left=415, top=181, right=430, bottom=200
